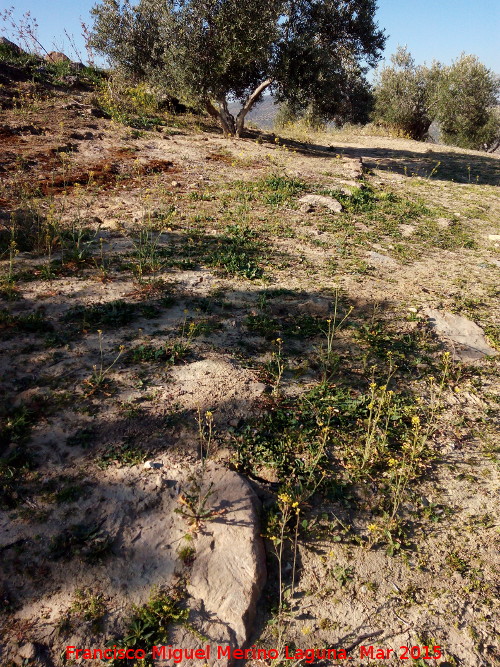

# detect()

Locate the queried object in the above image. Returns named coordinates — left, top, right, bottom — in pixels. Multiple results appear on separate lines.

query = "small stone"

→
left=61, top=75, right=79, bottom=88
left=437, top=218, right=451, bottom=229
left=297, top=296, right=331, bottom=316
left=366, top=251, right=398, bottom=267
left=255, top=466, right=280, bottom=483
left=334, top=180, right=365, bottom=195
left=171, top=180, right=180, bottom=187
left=426, top=309, right=498, bottom=362
left=18, top=643, right=37, bottom=660
left=400, top=224, right=415, bottom=238
left=298, top=194, right=343, bottom=213
left=408, top=307, right=418, bottom=313
left=144, top=461, right=163, bottom=470
left=487, top=234, right=500, bottom=241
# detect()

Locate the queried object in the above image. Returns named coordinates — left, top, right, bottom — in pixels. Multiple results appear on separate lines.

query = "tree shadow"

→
left=245, top=128, right=500, bottom=186
left=0, top=239, right=469, bottom=663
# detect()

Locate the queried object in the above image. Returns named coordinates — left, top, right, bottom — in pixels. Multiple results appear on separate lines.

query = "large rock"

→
left=45, top=51, right=71, bottom=64
left=426, top=309, right=498, bottom=362
left=1, top=462, right=266, bottom=666
left=178, top=464, right=267, bottom=664
left=0, top=37, right=25, bottom=56
left=299, top=194, right=342, bottom=213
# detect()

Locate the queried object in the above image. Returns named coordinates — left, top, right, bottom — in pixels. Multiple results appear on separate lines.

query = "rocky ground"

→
left=0, top=52, right=499, bottom=667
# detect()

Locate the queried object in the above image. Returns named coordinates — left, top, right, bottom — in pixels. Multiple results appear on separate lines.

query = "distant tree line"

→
left=372, top=47, right=500, bottom=152
left=3, top=2, right=499, bottom=150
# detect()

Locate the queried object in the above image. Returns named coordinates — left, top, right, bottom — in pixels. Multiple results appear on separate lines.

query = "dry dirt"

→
left=0, top=74, right=499, bottom=667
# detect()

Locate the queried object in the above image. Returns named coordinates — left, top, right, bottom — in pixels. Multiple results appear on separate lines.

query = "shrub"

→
left=432, top=54, right=500, bottom=151
left=373, top=47, right=435, bottom=140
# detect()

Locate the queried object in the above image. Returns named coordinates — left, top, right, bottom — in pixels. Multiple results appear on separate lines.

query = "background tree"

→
left=90, top=0, right=386, bottom=136
left=432, top=54, right=500, bottom=151
left=372, top=46, right=436, bottom=140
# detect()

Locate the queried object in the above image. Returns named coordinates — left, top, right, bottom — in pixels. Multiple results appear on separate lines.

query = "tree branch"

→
left=235, top=78, right=273, bottom=135
left=204, top=98, right=220, bottom=120
left=204, top=98, right=234, bottom=136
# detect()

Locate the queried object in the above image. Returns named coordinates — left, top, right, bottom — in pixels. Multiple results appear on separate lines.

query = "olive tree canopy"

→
left=372, top=46, right=436, bottom=140
left=90, top=0, right=386, bottom=135
left=433, top=54, right=500, bottom=151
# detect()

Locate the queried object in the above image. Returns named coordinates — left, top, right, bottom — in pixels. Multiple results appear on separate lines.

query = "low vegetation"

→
left=0, top=23, right=499, bottom=667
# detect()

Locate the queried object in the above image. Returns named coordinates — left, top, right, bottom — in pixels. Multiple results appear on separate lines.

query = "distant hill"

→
left=228, top=95, right=278, bottom=129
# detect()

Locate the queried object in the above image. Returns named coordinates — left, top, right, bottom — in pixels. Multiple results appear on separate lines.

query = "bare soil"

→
left=0, top=74, right=499, bottom=667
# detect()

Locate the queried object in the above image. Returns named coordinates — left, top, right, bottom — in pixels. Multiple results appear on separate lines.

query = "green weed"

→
left=68, top=588, right=107, bottom=634
left=120, top=586, right=189, bottom=659
left=49, top=521, right=112, bottom=563
left=130, top=228, right=166, bottom=281
left=0, top=309, right=53, bottom=339
left=66, top=427, right=95, bottom=449
left=63, top=300, right=137, bottom=329
left=261, top=175, right=307, bottom=207
left=96, top=442, right=147, bottom=469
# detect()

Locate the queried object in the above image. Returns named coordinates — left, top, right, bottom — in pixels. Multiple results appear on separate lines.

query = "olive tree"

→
left=90, top=0, right=385, bottom=136
left=372, top=46, right=437, bottom=140
left=433, top=54, right=500, bottom=151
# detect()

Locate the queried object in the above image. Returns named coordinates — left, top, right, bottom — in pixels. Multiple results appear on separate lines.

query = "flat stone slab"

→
left=1, top=463, right=265, bottom=666
left=366, top=250, right=399, bottom=267
left=299, top=194, right=342, bottom=213
left=426, top=309, right=498, bottom=362
left=173, top=464, right=266, bottom=665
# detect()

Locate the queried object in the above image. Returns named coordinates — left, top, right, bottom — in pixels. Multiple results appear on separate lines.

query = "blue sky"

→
left=2, top=0, right=499, bottom=72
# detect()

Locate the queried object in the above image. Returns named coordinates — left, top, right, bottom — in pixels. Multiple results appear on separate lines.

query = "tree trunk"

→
left=235, top=78, right=273, bottom=136
left=205, top=98, right=236, bottom=136
left=205, top=80, right=272, bottom=137
left=218, top=97, right=237, bottom=136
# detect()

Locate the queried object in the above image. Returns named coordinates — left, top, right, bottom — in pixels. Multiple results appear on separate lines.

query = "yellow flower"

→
left=411, top=415, right=420, bottom=427
left=369, top=382, right=376, bottom=390
left=368, top=523, right=378, bottom=532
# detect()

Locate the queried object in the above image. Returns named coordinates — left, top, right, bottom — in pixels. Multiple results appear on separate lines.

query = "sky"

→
left=1, top=0, right=499, bottom=73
